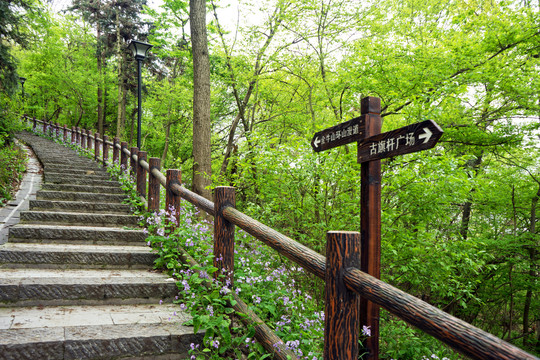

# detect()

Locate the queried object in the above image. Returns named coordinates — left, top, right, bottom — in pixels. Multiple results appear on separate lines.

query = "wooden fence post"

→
left=87, top=131, right=93, bottom=151
left=113, top=137, right=120, bottom=164
left=55, top=123, right=60, bottom=137
left=103, top=135, right=109, bottom=166
left=63, top=125, right=67, bottom=142
left=165, top=169, right=181, bottom=227
left=42, top=120, right=47, bottom=134
left=83, top=129, right=88, bottom=149
left=130, top=147, right=138, bottom=177
left=214, top=186, right=236, bottom=286
left=94, top=132, right=100, bottom=161
left=148, top=157, right=161, bottom=212
left=324, top=231, right=361, bottom=360
left=32, top=117, right=36, bottom=131
left=359, top=96, right=382, bottom=360
left=120, top=142, right=128, bottom=171
left=137, top=151, right=147, bottom=199
left=77, top=127, right=81, bottom=146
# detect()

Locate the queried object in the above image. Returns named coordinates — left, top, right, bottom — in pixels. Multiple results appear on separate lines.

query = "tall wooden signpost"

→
left=312, top=97, right=443, bottom=359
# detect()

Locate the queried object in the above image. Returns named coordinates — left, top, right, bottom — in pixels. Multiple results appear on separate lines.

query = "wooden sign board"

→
left=311, top=116, right=365, bottom=152
left=357, top=120, right=443, bottom=163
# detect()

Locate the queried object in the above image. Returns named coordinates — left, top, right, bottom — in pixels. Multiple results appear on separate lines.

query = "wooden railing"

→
left=23, top=115, right=538, bottom=360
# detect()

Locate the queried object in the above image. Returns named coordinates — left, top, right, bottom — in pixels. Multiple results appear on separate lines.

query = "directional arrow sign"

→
left=357, top=120, right=443, bottom=163
left=311, top=116, right=365, bottom=152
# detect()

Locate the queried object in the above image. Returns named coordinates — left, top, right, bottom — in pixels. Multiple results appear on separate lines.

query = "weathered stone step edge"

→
left=20, top=211, right=139, bottom=228
left=42, top=176, right=120, bottom=187
left=8, top=224, right=146, bottom=245
left=42, top=163, right=105, bottom=171
left=0, top=303, right=187, bottom=330
left=45, top=172, right=113, bottom=181
left=43, top=167, right=109, bottom=176
left=0, top=322, right=199, bottom=360
left=0, top=268, right=178, bottom=306
left=29, top=200, right=132, bottom=214
left=0, top=243, right=156, bottom=269
left=43, top=159, right=107, bottom=166
left=37, top=191, right=126, bottom=204
left=41, top=183, right=124, bottom=194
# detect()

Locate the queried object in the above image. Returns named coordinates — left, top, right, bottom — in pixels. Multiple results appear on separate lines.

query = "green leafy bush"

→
left=0, top=143, right=26, bottom=205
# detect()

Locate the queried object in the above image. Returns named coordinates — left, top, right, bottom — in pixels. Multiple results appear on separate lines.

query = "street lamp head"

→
left=19, top=77, right=26, bottom=85
left=128, top=40, right=153, bottom=61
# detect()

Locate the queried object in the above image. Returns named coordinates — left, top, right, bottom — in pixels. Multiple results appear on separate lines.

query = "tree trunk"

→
left=96, top=1, right=104, bottom=135
left=161, top=121, right=172, bottom=164
left=460, top=154, right=483, bottom=240
left=190, top=0, right=212, bottom=202
left=523, top=184, right=539, bottom=347
left=116, top=8, right=126, bottom=138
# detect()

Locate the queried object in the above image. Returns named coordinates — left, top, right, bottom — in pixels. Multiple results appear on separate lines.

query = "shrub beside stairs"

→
left=0, top=132, right=199, bottom=360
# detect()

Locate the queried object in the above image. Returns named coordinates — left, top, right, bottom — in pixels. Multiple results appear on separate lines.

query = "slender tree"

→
left=190, top=0, right=212, bottom=201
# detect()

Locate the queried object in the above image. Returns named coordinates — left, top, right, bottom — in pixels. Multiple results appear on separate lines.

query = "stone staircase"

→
left=0, top=132, right=199, bottom=359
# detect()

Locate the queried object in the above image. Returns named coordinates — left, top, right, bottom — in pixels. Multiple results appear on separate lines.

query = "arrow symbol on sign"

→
left=313, top=136, right=321, bottom=148
left=418, top=127, right=432, bottom=144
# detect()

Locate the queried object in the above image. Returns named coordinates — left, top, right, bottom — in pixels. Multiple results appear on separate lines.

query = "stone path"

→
left=0, top=132, right=199, bottom=360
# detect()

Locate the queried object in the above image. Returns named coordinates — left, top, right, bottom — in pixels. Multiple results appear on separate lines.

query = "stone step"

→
left=44, top=161, right=107, bottom=169
left=37, top=190, right=126, bottom=204
left=0, top=304, right=199, bottom=359
left=8, top=224, right=146, bottom=246
left=20, top=211, right=139, bottom=228
left=43, top=175, right=120, bottom=187
left=41, top=183, right=124, bottom=194
left=0, top=243, right=156, bottom=269
left=0, top=268, right=178, bottom=306
left=45, top=171, right=113, bottom=181
left=44, top=166, right=108, bottom=176
left=29, top=200, right=132, bottom=214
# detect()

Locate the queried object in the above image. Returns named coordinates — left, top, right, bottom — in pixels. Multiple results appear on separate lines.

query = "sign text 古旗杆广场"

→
left=357, top=120, right=443, bottom=163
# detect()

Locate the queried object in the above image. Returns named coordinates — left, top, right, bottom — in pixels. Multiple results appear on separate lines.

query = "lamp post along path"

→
left=128, top=40, right=153, bottom=149
left=19, top=77, right=26, bottom=99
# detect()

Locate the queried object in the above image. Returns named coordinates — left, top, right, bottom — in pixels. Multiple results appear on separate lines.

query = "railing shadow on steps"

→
left=22, top=115, right=538, bottom=360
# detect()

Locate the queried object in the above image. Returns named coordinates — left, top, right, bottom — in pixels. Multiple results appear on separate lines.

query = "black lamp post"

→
left=19, top=77, right=26, bottom=99
left=127, top=40, right=152, bottom=149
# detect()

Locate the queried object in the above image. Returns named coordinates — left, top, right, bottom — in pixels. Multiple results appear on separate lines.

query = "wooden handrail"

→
left=23, top=115, right=539, bottom=360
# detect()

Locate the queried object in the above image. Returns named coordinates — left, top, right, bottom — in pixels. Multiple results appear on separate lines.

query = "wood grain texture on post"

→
left=82, top=130, right=88, bottom=149
left=130, top=147, right=138, bottom=177
left=113, top=137, right=120, bottom=164
left=165, top=169, right=181, bottom=227
left=102, top=135, right=109, bottom=166
left=77, top=127, right=81, bottom=146
left=81, top=129, right=92, bottom=150
left=137, top=151, right=147, bottom=199
left=148, top=158, right=161, bottom=212
left=120, top=142, right=128, bottom=171
left=94, top=133, right=100, bottom=161
left=213, top=187, right=236, bottom=286
left=88, top=130, right=93, bottom=151
left=324, top=231, right=361, bottom=360
left=359, top=96, right=382, bottom=360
